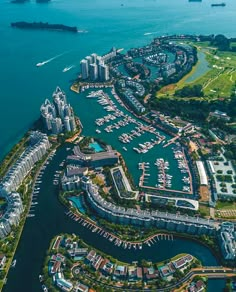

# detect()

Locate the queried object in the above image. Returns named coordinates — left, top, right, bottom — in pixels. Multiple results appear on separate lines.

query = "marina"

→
left=65, top=209, right=174, bottom=250
left=79, top=88, right=195, bottom=196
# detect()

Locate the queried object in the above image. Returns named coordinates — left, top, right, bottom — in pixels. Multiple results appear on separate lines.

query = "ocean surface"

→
left=1, top=0, right=236, bottom=160
left=1, top=0, right=235, bottom=290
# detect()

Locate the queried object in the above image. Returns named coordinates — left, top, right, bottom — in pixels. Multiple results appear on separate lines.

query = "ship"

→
left=211, top=3, right=226, bottom=6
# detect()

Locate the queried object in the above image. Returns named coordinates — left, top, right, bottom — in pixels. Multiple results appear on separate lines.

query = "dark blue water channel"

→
left=5, top=145, right=221, bottom=292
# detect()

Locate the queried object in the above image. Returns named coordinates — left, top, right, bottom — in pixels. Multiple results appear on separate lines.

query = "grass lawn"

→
left=199, top=205, right=210, bottom=217
left=157, top=41, right=236, bottom=99
left=216, top=201, right=236, bottom=210
left=0, top=198, right=6, bottom=205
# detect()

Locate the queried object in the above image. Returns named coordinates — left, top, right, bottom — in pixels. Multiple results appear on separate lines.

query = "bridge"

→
left=191, top=266, right=236, bottom=278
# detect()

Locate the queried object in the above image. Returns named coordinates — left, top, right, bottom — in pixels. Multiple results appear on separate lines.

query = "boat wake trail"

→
left=36, top=50, right=71, bottom=67
left=62, top=65, right=75, bottom=73
left=144, top=32, right=158, bottom=36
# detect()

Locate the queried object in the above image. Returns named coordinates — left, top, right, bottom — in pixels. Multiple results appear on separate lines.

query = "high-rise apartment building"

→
left=80, top=59, right=89, bottom=79
left=40, top=87, right=77, bottom=135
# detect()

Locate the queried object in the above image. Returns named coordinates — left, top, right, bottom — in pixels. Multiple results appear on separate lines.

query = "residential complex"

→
left=0, top=131, right=50, bottom=238
left=45, top=234, right=196, bottom=291
left=0, top=192, right=23, bottom=239
left=85, top=180, right=215, bottom=235
left=67, top=145, right=119, bottom=168
left=80, top=48, right=116, bottom=82
left=218, top=222, right=236, bottom=260
left=40, top=87, right=77, bottom=135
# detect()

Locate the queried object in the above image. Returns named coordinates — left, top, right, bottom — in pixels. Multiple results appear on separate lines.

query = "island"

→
left=36, top=0, right=50, bottom=2
left=11, top=22, right=78, bottom=33
left=11, top=0, right=29, bottom=3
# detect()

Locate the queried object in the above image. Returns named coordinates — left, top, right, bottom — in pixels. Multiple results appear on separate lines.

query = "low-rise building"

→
left=0, top=254, right=6, bottom=268
left=56, top=277, right=73, bottom=292
left=159, top=263, right=175, bottom=278
left=172, top=254, right=193, bottom=269
left=143, top=267, right=159, bottom=281
left=75, top=282, right=89, bottom=292
left=67, top=145, right=119, bottom=168
left=188, top=280, right=205, bottom=292
left=100, top=259, right=114, bottom=275
left=218, top=222, right=236, bottom=260
left=113, top=265, right=127, bottom=279
left=128, top=266, right=143, bottom=281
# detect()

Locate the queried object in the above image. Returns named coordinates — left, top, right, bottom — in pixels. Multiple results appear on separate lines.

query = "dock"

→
left=65, top=209, right=174, bottom=249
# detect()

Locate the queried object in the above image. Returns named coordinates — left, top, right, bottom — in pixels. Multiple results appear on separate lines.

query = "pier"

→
left=163, top=135, right=179, bottom=148
left=65, top=209, right=175, bottom=249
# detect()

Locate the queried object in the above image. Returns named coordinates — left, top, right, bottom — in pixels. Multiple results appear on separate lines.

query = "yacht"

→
left=42, top=285, right=48, bottom=292
left=11, top=259, right=17, bottom=268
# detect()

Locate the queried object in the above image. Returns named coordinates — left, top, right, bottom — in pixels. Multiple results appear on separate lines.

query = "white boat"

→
left=11, top=259, right=16, bottom=268
left=62, top=65, right=75, bottom=72
left=39, top=274, right=44, bottom=282
left=122, top=147, right=127, bottom=151
left=36, top=61, right=46, bottom=67
left=42, top=285, right=48, bottom=292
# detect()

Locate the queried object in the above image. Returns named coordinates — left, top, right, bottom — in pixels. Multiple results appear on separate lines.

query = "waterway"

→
left=1, top=0, right=234, bottom=290
left=2, top=0, right=236, bottom=161
left=185, top=50, right=210, bottom=83
left=75, top=88, right=190, bottom=194
left=5, top=145, right=221, bottom=292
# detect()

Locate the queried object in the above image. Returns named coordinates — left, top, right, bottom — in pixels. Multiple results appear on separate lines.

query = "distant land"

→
left=11, top=22, right=78, bottom=33
left=11, top=0, right=50, bottom=3
left=11, top=0, right=29, bottom=3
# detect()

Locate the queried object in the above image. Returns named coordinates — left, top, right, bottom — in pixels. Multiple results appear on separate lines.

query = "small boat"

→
left=39, top=274, right=44, bottom=282
left=42, top=285, right=48, bottom=292
left=62, top=65, right=75, bottom=72
left=11, top=259, right=16, bottom=268
left=122, top=146, right=127, bottom=151
left=36, top=61, right=46, bottom=67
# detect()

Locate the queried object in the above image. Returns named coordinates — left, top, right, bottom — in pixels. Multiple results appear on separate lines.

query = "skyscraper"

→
left=40, top=87, right=77, bottom=135
left=99, top=64, right=109, bottom=81
left=51, top=118, right=62, bottom=135
left=64, top=116, right=71, bottom=132
left=85, top=55, right=93, bottom=65
left=80, top=59, right=89, bottom=79
left=69, top=116, right=76, bottom=132
left=89, top=63, right=98, bottom=81
left=91, top=53, right=97, bottom=64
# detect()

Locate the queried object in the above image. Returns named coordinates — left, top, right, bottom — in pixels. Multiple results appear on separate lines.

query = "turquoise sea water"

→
left=1, top=0, right=236, bottom=160
left=1, top=1, right=234, bottom=290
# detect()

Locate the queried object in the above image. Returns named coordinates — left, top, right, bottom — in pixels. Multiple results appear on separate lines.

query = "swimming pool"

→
left=68, top=196, right=86, bottom=214
left=89, top=142, right=104, bottom=152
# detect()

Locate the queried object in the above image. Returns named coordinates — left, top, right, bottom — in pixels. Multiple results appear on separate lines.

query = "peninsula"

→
left=11, top=21, right=78, bottom=33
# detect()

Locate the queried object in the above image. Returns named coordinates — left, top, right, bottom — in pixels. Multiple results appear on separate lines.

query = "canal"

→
left=5, top=145, right=223, bottom=292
